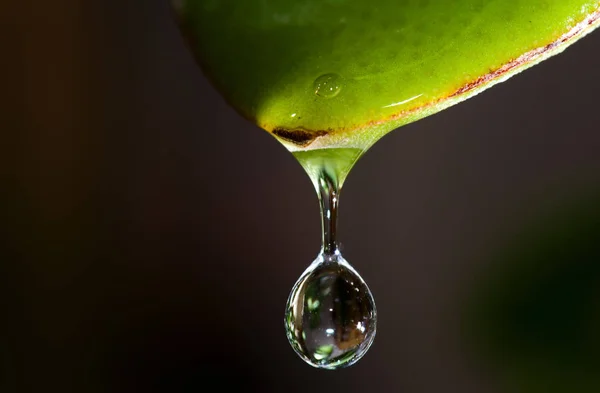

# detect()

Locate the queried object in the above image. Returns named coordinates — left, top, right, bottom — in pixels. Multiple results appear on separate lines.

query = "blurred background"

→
left=3, top=1, right=600, bottom=392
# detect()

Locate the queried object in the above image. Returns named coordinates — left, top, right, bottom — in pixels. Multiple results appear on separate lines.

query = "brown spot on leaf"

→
left=272, top=128, right=329, bottom=147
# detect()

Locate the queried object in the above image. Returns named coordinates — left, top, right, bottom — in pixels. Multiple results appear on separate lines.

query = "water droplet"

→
left=285, top=148, right=375, bottom=369
left=285, top=252, right=376, bottom=369
left=314, top=73, right=343, bottom=98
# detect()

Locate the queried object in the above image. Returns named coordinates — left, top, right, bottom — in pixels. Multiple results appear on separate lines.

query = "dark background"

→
left=3, top=1, right=600, bottom=392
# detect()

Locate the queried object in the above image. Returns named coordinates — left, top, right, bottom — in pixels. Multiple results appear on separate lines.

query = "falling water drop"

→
left=285, top=251, right=376, bottom=369
left=284, top=148, right=377, bottom=369
left=314, top=73, right=343, bottom=98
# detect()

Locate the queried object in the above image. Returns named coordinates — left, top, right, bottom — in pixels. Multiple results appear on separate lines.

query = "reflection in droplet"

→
left=285, top=252, right=376, bottom=369
left=314, top=73, right=343, bottom=98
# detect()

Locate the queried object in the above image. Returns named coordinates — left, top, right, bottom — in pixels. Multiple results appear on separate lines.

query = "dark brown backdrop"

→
left=3, top=1, right=600, bottom=392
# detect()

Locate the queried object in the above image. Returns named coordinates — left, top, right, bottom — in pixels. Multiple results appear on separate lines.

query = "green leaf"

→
left=175, top=0, right=600, bottom=151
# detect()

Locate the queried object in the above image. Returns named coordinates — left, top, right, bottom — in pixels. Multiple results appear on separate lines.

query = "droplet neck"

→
left=291, top=147, right=364, bottom=256
left=317, top=168, right=340, bottom=255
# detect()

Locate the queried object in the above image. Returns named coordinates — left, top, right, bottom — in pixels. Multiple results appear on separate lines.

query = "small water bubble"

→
left=284, top=252, right=376, bottom=369
left=314, top=73, right=343, bottom=98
